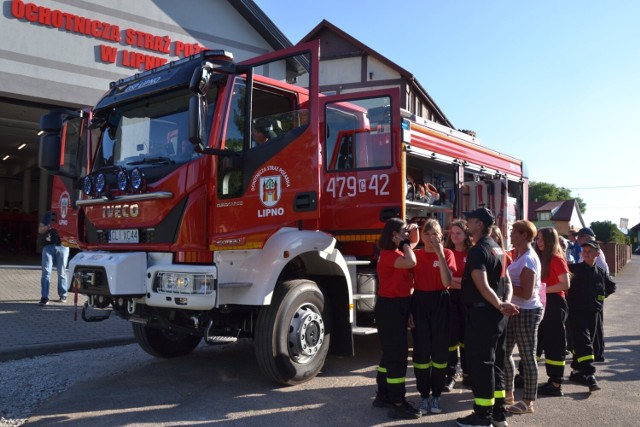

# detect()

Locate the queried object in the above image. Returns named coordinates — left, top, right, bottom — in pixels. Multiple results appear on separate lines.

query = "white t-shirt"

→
left=507, top=248, right=543, bottom=310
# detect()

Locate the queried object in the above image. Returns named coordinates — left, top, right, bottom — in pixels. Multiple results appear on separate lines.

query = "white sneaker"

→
left=419, top=397, right=430, bottom=415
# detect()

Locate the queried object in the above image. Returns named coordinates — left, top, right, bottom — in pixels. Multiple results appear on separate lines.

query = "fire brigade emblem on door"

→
left=59, top=191, right=70, bottom=219
left=260, top=176, right=281, bottom=207
left=57, top=191, right=70, bottom=226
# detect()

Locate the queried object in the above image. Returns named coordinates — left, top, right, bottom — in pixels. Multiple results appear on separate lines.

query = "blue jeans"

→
left=41, top=245, right=70, bottom=299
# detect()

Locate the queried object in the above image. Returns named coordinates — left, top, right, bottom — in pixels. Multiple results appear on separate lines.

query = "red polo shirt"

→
left=377, top=249, right=414, bottom=298
left=413, top=249, right=456, bottom=292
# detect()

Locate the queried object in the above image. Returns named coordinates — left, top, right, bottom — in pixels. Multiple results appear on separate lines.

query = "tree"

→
left=529, top=181, right=587, bottom=213
left=590, top=220, right=627, bottom=244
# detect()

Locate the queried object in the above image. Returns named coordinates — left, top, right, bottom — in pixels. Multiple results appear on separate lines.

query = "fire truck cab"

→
left=39, top=41, right=528, bottom=385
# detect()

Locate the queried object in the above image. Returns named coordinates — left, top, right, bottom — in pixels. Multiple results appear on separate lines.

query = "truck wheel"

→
left=132, top=323, right=201, bottom=358
left=255, top=279, right=331, bottom=385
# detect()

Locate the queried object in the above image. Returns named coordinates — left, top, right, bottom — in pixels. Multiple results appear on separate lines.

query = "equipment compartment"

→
left=405, top=155, right=456, bottom=230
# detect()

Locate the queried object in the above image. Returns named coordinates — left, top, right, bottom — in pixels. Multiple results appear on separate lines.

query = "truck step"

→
left=345, top=259, right=371, bottom=266
left=352, top=293, right=376, bottom=300
left=129, top=315, right=148, bottom=325
left=205, top=336, right=238, bottom=345
left=352, top=326, right=378, bottom=335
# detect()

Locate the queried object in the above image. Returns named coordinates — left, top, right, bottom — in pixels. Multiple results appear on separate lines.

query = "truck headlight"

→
left=117, top=169, right=129, bottom=191
left=95, top=172, right=106, bottom=193
left=155, top=272, right=215, bottom=295
left=83, top=175, right=93, bottom=196
left=131, top=168, right=145, bottom=190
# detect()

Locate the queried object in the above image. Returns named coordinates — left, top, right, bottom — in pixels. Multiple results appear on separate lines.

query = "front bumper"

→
left=69, top=251, right=218, bottom=310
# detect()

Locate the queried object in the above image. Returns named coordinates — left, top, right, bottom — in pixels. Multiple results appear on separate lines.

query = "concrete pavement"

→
left=18, top=255, right=640, bottom=426
left=0, top=265, right=134, bottom=362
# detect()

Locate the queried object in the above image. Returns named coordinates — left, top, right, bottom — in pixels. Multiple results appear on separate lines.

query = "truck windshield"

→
left=93, top=87, right=217, bottom=170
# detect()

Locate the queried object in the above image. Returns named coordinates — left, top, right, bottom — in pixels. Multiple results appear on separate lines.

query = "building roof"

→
left=227, top=0, right=293, bottom=50
left=529, top=199, right=584, bottom=223
left=227, top=0, right=307, bottom=75
left=298, top=19, right=453, bottom=128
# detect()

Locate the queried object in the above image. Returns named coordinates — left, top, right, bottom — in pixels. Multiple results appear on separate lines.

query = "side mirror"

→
left=188, top=94, right=207, bottom=148
left=39, top=133, right=62, bottom=173
left=39, top=111, right=64, bottom=133
left=39, top=111, right=66, bottom=173
left=38, top=109, right=83, bottom=178
left=189, top=62, right=213, bottom=96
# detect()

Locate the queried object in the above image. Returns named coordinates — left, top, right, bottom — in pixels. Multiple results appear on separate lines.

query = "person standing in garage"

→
left=37, top=211, right=69, bottom=306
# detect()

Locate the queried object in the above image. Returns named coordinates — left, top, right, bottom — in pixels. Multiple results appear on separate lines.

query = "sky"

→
left=256, top=0, right=640, bottom=231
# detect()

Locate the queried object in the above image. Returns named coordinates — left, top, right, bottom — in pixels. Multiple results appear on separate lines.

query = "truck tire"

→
left=255, top=279, right=331, bottom=385
left=132, top=323, right=201, bottom=358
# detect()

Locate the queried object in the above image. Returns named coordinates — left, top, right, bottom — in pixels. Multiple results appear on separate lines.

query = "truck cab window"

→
left=218, top=79, right=304, bottom=199
left=325, top=96, right=392, bottom=171
left=91, top=88, right=214, bottom=177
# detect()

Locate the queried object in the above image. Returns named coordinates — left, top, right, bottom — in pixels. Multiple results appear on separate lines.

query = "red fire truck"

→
left=39, top=41, right=528, bottom=385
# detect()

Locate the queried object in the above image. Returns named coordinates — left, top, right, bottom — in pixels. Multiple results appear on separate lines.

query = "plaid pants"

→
left=505, top=307, right=543, bottom=401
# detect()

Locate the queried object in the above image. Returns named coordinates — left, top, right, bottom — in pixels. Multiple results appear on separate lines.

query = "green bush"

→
left=590, top=221, right=627, bottom=244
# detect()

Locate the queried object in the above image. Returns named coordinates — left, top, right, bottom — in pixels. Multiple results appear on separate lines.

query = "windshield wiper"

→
left=127, top=156, right=174, bottom=166
left=127, top=156, right=174, bottom=165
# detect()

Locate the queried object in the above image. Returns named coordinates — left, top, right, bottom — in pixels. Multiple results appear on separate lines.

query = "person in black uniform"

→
left=576, top=227, right=610, bottom=362
left=566, top=240, right=615, bottom=392
left=456, top=208, right=519, bottom=427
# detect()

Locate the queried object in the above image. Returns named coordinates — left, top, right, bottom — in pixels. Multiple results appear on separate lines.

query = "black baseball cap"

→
left=463, top=208, right=495, bottom=226
left=581, top=240, right=600, bottom=250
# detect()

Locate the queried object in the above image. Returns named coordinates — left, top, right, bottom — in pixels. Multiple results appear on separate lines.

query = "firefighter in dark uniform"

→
left=567, top=240, right=615, bottom=392
left=456, top=208, right=519, bottom=427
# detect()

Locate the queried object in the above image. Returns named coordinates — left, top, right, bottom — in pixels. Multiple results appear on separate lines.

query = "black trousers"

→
left=411, top=290, right=450, bottom=398
left=567, top=308, right=597, bottom=376
left=465, top=304, right=508, bottom=417
left=447, top=289, right=467, bottom=378
left=537, top=293, right=568, bottom=382
left=593, top=308, right=605, bottom=359
left=375, top=296, right=412, bottom=403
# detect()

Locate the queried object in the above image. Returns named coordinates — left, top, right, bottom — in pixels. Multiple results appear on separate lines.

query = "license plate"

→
left=109, top=229, right=139, bottom=243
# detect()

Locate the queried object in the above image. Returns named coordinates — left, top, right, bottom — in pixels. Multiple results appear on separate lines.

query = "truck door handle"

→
left=294, top=192, right=317, bottom=212
left=379, top=207, right=400, bottom=222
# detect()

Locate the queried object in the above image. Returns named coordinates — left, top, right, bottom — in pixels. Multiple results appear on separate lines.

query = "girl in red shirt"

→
left=373, top=218, right=422, bottom=420
left=411, top=219, right=456, bottom=414
left=535, top=227, right=571, bottom=397
left=444, top=219, right=473, bottom=390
